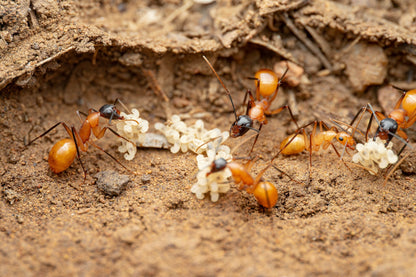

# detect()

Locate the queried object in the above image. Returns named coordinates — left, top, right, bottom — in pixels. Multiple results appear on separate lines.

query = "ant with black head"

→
left=201, top=137, right=301, bottom=209
left=28, top=99, right=139, bottom=183
left=202, top=56, right=299, bottom=154
left=350, top=86, right=416, bottom=150
left=348, top=86, right=416, bottom=184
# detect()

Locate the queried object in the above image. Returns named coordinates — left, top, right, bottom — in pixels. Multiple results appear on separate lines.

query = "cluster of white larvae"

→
left=115, top=109, right=150, bottom=160
left=154, top=115, right=229, bottom=154
left=191, top=143, right=233, bottom=202
left=352, top=137, right=398, bottom=174
left=116, top=111, right=233, bottom=202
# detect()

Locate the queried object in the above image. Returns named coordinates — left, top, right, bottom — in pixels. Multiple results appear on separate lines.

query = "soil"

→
left=1, top=0, right=416, bottom=276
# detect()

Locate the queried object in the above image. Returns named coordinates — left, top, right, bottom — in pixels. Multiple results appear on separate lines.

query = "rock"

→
left=342, top=42, right=388, bottom=93
left=95, top=170, right=130, bottom=196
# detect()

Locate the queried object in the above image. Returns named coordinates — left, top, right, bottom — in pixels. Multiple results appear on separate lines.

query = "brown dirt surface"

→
left=1, top=0, right=416, bottom=276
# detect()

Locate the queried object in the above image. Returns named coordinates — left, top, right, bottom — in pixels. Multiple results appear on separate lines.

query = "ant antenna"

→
left=202, top=55, right=238, bottom=121
left=278, top=66, right=290, bottom=86
left=114, top=98, right=132, bottom=114
left=391, top=85, right=407, bottom=93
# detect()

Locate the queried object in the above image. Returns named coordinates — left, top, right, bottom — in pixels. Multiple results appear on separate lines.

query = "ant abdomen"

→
left=254, top=69, right=279, bottom=97
left=48, top=138, right=77, bottom=173
left=253, top=182, right=278, bottom=209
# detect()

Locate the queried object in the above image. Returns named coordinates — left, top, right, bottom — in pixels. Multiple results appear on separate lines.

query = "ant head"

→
left=336, top=132, right=355, bottom=150
left=376, top=118, right=398, bottom=141
left=230, top=115, right=253, bottom=138
left=207, top=158, right=228, bottom=176
left=99, top=104, right=123, bottom=121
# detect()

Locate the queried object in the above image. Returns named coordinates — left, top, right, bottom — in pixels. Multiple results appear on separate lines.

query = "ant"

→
left=202, top=56, right=299, bottom=154
left=28, top=99, right=138, bottom=183
left=206, top=154, right=301, bottom=209
left=207, top=157, right=278, bottom=209
left=277, top=120, right=357, bottom=181
left=350, top=86, right=416, bottom=150
left=348, top=86, right=416, bottom=184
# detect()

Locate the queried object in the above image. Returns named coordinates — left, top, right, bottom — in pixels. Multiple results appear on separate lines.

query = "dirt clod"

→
left=95, top=170, right=131, bottom=196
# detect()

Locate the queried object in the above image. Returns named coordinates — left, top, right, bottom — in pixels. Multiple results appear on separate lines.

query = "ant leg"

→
left=29, top=122, right=73, bottom=145
left=246, top=76, right=262, bottom=101
left=383, top=150, right=412, bottom=186
left=267, top=67, right=289, bottom=105
left=249, top=123, right=263, bottom=155
left=329, top=143, right=353, bottom=172
left=93, top=126, right=136, bottom=147
left=391, top=86, right=407, bottom=110
left=76, top=110, right=88, bottom=124
left=402, top=112, right=416, bottom=129
left=89, top=141, right=135, bottom=174
left=306, top=121, right=320, bottom=183
left=71, top=127, right=87, bottom=183
left=396, top=129, right=409, bottom=155
left=270, top=164, right=303, bottom=185
left=265, top=105, right=299, bottom=129
left=245, top=90, right=256, bottom=115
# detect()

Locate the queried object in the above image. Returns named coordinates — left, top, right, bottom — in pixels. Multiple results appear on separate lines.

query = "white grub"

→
left=352, top=137, right=398, bottom=175
left=191, top=145, right=233, bottom=202
left=115, top=109, right=149, bottom=161
left=155, top=115, right=229, bottom=155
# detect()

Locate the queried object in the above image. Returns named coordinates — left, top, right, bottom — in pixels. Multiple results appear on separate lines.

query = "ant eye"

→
left=339, top=136, right=344, bottom=141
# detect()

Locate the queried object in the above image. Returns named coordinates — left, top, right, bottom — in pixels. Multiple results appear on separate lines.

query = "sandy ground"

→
left=1, top=0, right=416, bottom=276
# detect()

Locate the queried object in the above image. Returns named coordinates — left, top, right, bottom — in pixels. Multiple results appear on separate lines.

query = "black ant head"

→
left=99, top=104, right=123, bottom=121
left=207, top=158, right=228, bottom=176
left=230, top=115, right=253, bottom=137
left=375, top=118, right=398, bottom=144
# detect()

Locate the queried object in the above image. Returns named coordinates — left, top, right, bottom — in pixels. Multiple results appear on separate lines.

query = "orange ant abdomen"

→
left=253, top=182, right=278, bottom=209
left=48, top=139, right=77, bottom=173
left=280, top=134, right=305, bottom=155
left=254, top=69, right=279, bottom=97
left=402, top=89, right=416, bottom=113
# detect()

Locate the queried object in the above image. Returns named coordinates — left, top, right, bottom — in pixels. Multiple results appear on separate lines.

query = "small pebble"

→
left=141, top=174, right=151, bottom=184
left=95, top=170, right=130, bottom=196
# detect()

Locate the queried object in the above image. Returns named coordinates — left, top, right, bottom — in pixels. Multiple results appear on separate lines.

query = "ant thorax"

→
left=248, top=102, right=267, bottom=122
left=388, top=109, right=406, bottom=125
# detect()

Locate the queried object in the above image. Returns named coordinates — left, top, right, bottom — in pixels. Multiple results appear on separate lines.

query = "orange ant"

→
left=207, top=157, right=277, bottom=209
left=348, top=86, right=416, bottom=183
left=202, top=56, right=299, bottom=154
left=206, top=154, right=301, bottom=209
left=277, top=120, right=357, bottom=180
left=28, top=99, right=138, bottom=182
left=350, top=86, right=416, bottom=151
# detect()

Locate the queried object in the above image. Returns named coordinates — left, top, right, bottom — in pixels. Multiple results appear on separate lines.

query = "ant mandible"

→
left=202, top=56, right=299, bottom=154
left=277, top=120, right=357, bottom=180
left=28, top=99, right=138, bottom=183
